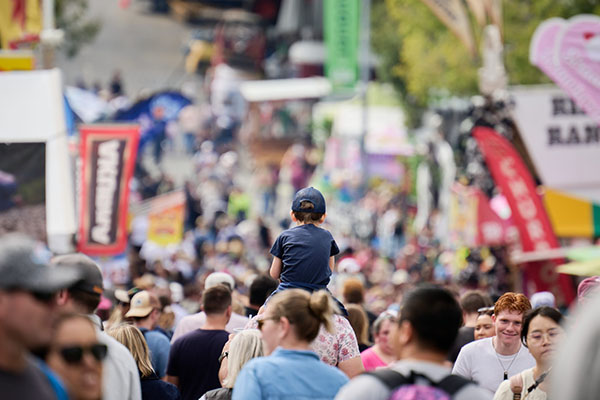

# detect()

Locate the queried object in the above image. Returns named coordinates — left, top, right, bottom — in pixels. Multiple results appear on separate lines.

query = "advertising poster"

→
left=78, top=125, right=139, bottom=255
left=147, top=190, right=186, bottom=247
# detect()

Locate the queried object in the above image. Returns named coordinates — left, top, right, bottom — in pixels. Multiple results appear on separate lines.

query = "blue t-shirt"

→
left=270, top=224, right=339, bottom=287
left=140, top=328, right=171, bottom=378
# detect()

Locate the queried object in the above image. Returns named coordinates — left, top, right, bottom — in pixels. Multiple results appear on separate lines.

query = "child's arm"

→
left=329, top=256, right=335, bottom=272
left=270, top=256, right=282, bottom=280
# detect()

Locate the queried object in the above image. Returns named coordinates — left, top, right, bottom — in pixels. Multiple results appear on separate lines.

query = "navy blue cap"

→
left=291, top=187, right=326, bottom=214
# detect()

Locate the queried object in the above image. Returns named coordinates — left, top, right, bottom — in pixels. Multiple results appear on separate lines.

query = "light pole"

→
left=40, top=0, right=64, bottom=68
left=359, top=0, right=370, bottom=189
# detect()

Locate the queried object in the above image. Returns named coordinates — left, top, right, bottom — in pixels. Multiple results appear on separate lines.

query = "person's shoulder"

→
left=455, top=380, right=494, bottom=400
left=323, top=361, right=350, bottom=383
left=229, top=312, right=249, bottom=325
left=240, top=355, right=268, bottom=373
left=147, top=330, right=170, bottom=344
left=143, top=378, right=181, bottom=399
left=334, top=374, right=390, bottom=400
left=461, top=336, right=492, bottom=353
left=178, top=312, right=204, bottom=327
left=99, top=331, right=137, bottom=361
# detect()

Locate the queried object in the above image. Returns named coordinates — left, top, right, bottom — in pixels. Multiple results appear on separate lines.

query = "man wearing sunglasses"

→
left=52, top=253, right=142, bottom=400
left=0, top=234, right=81, bottom=399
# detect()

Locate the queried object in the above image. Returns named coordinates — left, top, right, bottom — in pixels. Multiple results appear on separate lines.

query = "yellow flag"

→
left=0, top=0, right=42, bottom=49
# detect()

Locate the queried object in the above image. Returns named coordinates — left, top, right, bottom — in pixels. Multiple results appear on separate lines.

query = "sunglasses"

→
left=256, top=316, right=280, bottom=331
left=218, top=351, right=228, bottom=363
left=477, top=306, right=494, bottom=316
left=58, top=344, right=108, bottom=364
left=31, top=291, right=57, bottom=304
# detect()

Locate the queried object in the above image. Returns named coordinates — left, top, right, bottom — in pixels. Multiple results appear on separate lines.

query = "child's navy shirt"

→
left=270, top=224, right=340, bottom=287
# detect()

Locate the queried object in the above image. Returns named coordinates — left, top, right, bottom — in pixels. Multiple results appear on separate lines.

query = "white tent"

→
left=0, top=69, right=76, bottom=253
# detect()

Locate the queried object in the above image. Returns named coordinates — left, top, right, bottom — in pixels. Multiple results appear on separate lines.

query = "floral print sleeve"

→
left=311, top=314, right=360, bottom=366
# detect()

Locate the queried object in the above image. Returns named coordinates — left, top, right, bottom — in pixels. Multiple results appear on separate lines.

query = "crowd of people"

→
left=0, top=69, right=595, bottom=400
left=3, top=177, right=600, bottom=399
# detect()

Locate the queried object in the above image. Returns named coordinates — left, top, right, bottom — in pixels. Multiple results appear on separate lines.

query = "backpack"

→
left=366, top=369, right=472, bottom=400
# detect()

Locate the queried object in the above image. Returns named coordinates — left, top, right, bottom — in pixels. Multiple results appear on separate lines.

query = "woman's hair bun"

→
left=309, top=290, right=334, bottom=333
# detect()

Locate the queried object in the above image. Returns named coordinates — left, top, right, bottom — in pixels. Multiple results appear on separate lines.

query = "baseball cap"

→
left=530, top=291, right=556, bottom=309
left=125, top=290, right=160, bottom=318
left=0, top=234, right=81, bottom=294
left=204, top=272, right=235, bottom=290
left=291, top=187, right=326, bottom=214
left=51, top=253, right=104, bottom=295
left=114, top=289, right=130, bottom=304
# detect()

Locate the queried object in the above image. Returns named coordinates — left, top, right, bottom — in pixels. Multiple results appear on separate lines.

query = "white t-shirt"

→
left=335, top=360, right=492, bottom=400
left=494, top=368, right=547, bottom=400
left=452, top=337, right=535, bottom=395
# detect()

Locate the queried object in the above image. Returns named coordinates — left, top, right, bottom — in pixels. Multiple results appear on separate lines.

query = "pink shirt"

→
left=360, top=347, right=387, bottom=371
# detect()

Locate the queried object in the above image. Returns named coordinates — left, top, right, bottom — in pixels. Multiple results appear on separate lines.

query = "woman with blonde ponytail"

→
left=232, top=289, right=349, bottom=400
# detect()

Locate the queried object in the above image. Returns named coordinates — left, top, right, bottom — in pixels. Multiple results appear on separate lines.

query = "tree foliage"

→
left=372, top=0, right=600, bottom=125
left=56, top=0, right=101, bottom=58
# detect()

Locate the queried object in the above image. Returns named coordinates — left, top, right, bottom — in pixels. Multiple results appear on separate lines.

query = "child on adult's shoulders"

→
left=267, top=187, right=347, bottom=315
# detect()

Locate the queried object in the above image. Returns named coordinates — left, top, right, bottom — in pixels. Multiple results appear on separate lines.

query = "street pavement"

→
left=56, top=0, right=199, bottom=97
left=56, top=0, right=203, bottom=186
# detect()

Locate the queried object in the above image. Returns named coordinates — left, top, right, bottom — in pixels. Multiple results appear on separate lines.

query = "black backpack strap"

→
left=364, top=369, right=413, bottom=390
left=435, top=374, right=473, bottom=395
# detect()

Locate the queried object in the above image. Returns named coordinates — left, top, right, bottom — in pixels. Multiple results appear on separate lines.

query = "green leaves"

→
left=371, top=0, right=600, bottom=124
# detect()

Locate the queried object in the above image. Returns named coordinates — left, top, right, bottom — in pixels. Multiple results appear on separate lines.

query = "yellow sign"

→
left=147, top=191, right=186, bottom=247
left=0, top=51, right=34, bottom=70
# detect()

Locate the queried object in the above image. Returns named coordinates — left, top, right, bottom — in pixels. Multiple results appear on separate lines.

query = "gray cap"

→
left=51, top=253, right=104, bottom=295
left=0, top=234, right=82, bottom=293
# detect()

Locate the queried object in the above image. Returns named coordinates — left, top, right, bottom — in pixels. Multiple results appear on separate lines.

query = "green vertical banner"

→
left=324, top=0, right=359, bottom=91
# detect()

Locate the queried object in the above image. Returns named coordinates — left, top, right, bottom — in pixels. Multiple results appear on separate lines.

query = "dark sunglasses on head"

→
left=59, top=343, right=108, bottom=364
left=477, top=306, right=494, bottom=316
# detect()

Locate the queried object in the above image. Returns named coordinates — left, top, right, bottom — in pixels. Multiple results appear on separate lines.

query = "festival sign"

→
left=473, top=126, right=575, bottom=304
left=78, top=125, right=139, bottom=255
left=449, top=183, right=516, bottom=247
left=323, top=0, right=359, bottom=91
left=147, top=190, right=186, bottom=247
left=510, top=86, right=600, bottom=202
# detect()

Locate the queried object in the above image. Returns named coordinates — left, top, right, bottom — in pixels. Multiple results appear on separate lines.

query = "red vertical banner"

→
left=78, top=124, right=140, bottom=256
left=473, top=126, right=575, bottom=305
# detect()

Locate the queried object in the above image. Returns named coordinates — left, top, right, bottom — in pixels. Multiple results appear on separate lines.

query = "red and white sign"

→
left=473, top=127, right=575, bottom=304
left=78, top=125, right=139, bottom=255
